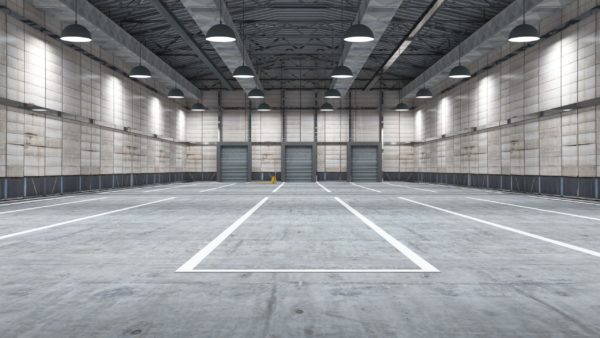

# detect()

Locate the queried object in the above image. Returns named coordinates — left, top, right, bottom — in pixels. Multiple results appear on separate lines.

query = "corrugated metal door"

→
left=351, top=146, right=378, bottom=182
left=220, top=146, right=248, bottom=182
left=285, top=146, right=313, bottom=182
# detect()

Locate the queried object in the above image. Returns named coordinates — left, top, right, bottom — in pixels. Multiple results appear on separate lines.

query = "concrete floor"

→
left=1, top=181, right=600, bottom=337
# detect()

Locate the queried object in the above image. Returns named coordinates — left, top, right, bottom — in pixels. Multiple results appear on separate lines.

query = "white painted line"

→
left=467, top=197, right=600, bottom=222
left=99, top=186, right=146, bottom=194
left=0, top=196, right=74, bottom=206
left=183, top=269, right=431, bottom=273
left=316, top=181, right=331, bottom=193
left=0, top=197, right=106, bottom=215
left=272, top=182, right=285, bottom=193
left=0, top=197, right=175, bottom=240
left=197, top=183, right=236, bottom=193
left=176, top=197, right=269, bottom=272
left=384, top=182, right=437, bottom=193
left=528, top=195, right=600, bottom=206
left=335, top=197, right=439, bottom=272
left=399, top=197, right=600, bottom=258
left=350, top=182, right=381, bottom=193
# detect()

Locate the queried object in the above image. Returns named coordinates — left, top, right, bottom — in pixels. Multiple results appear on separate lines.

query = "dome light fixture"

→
left=344, top=23, right=374, bottom=43
left=233, top=65, right=255, bottom=79
left=257, top=102, right=271, bottom=111
left=248, top=88, right=264, bottom=99
left=416, top=88, right=433, bottom=99
left=191, top=102, right=207, bottom=111
left=331, top=65, right=353, bottom=79
left=320, top=103, right=335, bottom=111
left=206, top=0, right=236, bottom=42
left=449, top=64, right=471, bottom=79
left=31, top=107, right=47, bottom=112
left=395, top=103, right=410, bottom=111
left=167, top=88, right=184, bottom=99
left=129, top=64, right=151, bottom=79
left=60, top=0, right=91, bottom=43
left=324, top=89, right=342, bottom=99
left=508, top=1, right=540, bottom=43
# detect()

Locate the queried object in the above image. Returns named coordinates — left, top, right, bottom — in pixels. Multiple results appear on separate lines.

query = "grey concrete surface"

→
left=1, top=182, right=600, bottom=337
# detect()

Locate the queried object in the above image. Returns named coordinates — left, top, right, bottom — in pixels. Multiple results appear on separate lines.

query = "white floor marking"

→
left=0, top=197, right=175, bottom=240
left=399, top=197, right=600, bottom=258
left=350, top=182, right=381, bottom=193
left=335, top=197, right=439, bottom=272
left=467, top=197, right=600, bottom=222
left=0, top=197, right=106, bottom=215
left=384, top=182, right=437, bottom=193
left=316, top=181, right=331, bottom=193
left=528, top=195, right=600, bottom=206
left=197, top=183, right=236, bottom=193
left=272, top=182, right=285, bottom=193
left=99, top=186, right=146, bottom=194
left=0, top=195, right=74, bottom=206
left=176, top=197, right=269, bottom=272
left=189, top=269, right=432, bottom=273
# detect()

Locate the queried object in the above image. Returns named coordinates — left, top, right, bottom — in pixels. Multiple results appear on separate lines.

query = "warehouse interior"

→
left=2, top=0, right=600, bottom=337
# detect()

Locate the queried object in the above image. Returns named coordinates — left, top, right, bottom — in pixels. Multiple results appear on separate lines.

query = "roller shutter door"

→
left=285, top=146, right=313, bottom=182
left=351, top=146, right=378, bottom=182
left=220, top=146, right=248, bottom=182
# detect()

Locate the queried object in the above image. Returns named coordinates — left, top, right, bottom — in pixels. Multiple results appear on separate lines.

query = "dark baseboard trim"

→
left=384, top=172, right=599, bottom=199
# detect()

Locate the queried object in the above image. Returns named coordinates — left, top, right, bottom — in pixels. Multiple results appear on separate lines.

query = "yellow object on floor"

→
left=270, top=176, right=277, bottom=184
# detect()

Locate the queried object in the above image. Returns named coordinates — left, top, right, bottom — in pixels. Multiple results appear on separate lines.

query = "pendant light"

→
left=191, top=91, right=206, bottom=111
left=233, top=0, right=255, bottom=79
left=206, top=0, right=236, bottom=42
left=129, top=42, right=152, bottom=79
left=395, top=103, right=410, bottom=111
left=508, top=1, right=540, bottom=43
left=330, top=0, right=353, bottom=79
left=324, top=88, right=342, bottom=99
left=167, top=88, right=184, bottom=99
left=344, top=23, right=374, bottom=43
left=416, top=88, right=433, bottom=99
left=449, top=34, right=470, bottom=79
left=257, top=102, right=271, bottom=111
left=61, top=0, right=92, bottom=43
left=320, top=103, right=334, bottom=111
left=248, top=88, right=264, bottom=99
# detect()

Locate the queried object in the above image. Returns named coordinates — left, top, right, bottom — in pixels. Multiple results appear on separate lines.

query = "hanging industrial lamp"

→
left=61, top=0, right=92, bottom=43
left=508, top=1, right=540, bottom=43
left=167, top=88, right=185, bottom=99
left=233, top=0, right=255, bottom=79
left=320, top=103, right=334, bottom=111
left=191, top=102, right=207, bottom=111
left=331, top=65, right=353, bottom=79
left=129, top=43, right=151, bottom=79
left=344, top=23, right=374, bottom=43
left=206, top=0, right=236, bottom=42
left=248, top=88, right=264, bottom=99
left=257, top=102, right=271, bottom=111
left=416, top=88, right=433, bottom=99
left=395, top=103, right=410, bottom=111
left=324, top=89, right=342, bottom=99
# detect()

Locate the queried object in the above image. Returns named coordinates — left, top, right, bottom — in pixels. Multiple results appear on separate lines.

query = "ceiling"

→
left=88, top=0, right=514, bottom=90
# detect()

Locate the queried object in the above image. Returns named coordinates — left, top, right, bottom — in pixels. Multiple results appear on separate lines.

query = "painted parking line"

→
left=0, top=197, right=175, bottom=240
left=176, top=197, right=270, bottom=272
left=467, top=197, right=600, bottom=222
left=399, top=197, right=600, bottom=258
left=528, top=195, right=600, bottom=206
left=272, top=182, right=285, bottom=193
left=350, top=182, right=381, bottom=193
left=316, top=181, right=331, bottom=193
left=0, top=197, right=106, bottom=215
left=0, top=195, right=74, bottom=206
left=384, top=182, right=437, bottom=193
left=336, top=197, right=439, bottom=273
left=144, top=183, right=235, bottom=193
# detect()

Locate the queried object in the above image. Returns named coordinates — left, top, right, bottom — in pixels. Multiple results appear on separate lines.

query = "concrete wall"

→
left=411, top=1, right=600, bottom=179
left=0, top=1, right=188, bottom=180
